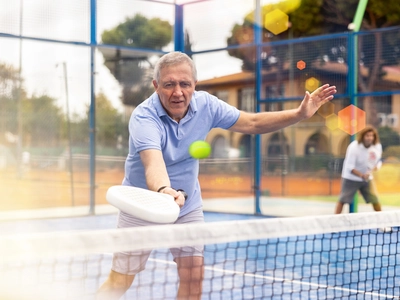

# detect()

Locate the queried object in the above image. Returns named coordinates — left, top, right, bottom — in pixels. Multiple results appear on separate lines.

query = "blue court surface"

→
left=1, top=212, right=399, bottom=299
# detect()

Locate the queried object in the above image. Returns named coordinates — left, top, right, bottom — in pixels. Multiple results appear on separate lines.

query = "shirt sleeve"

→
left=129, top=112, right=163, bottom=152
left=375, top=143, right=383, bottom=169
left=376, top=143, right=383, bottom=157
left=207, top=94, right=240, bottom=129
left=344, top=141, right=357, bottom=172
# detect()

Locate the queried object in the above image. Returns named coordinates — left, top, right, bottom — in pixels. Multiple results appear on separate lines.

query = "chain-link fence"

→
left=0, top=0, right=399, bottom=214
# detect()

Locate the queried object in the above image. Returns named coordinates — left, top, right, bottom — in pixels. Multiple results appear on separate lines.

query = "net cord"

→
left=1, top=210, right=399, bottom=261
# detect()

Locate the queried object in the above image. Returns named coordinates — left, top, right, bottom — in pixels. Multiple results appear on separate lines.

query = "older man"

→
left=97, top=51, right=337, bottom=299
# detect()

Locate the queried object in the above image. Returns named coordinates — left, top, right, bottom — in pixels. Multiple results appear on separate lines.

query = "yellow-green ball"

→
left=189, top=141, right=211, bottom=159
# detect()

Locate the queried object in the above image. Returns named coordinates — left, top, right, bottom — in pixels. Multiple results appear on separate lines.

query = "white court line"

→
left=148, top=258, right=399, bottom=299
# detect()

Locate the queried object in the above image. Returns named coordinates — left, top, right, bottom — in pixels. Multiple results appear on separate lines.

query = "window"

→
left=239, top=135, right=252, bottom=157
left=267, top=132, right=289, bottom=155
left=211, top=136, right=228, bottom=158
left=376, top=95, right=392, bottom=114
left=238, top=88, right=254, bottom=112
left=265, top=85, right=284, bottom=111
left=266, top=84, right=284, bottom=98
left=215, top=90, right=229, bottom=103
left=265, top=102, right=283, bottom=112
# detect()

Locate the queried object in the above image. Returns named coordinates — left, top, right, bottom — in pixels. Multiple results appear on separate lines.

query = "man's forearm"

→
left=145, top=167, right=170, bottom=192
left=230, top=109, right=303, bottom=134
left=140, top=149, right=170, bottom=191
left=351, top=169, right=368, bottom=180
left=251, top=109, right=303, bottom=134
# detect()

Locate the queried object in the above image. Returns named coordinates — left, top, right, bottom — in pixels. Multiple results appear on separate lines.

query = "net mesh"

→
left=1, top=211, right=400, bottom=300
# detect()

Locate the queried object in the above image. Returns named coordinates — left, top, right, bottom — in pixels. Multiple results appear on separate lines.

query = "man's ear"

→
left=152, top=80, right=158, bottom=91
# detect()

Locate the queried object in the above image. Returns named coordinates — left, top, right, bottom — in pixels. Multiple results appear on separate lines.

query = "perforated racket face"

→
left=106, top=186, right=180, bottom=223
left=116, top=186, right=175, bottom=210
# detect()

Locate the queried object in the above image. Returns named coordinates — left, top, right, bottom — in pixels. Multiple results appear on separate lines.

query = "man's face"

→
left=363, top=131, right=375, bottom=147
left=153, top=63, right=196, bottom=122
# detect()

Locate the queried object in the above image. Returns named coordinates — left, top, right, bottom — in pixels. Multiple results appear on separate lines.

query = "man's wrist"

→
left=157, top=186, right=169, bottom=193
left=157, top=186, right=188, bottom=200
left=176, top=189, right=188, bottom=200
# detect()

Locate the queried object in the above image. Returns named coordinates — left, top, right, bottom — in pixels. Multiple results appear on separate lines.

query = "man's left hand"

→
left=299, top=84, right=337, bottom=120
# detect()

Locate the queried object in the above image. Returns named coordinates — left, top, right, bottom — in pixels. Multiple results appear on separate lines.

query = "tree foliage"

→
left=67, top=93, right=129, bottom=152
left=101, top=14, right=173, bottom=107
left=227, top=0, right=400, bottom=70
left=227, top=0, right=400, bottom=126
left=323, top=0, right=400, bottom=126
left=92, top=92, right=127, bottom=148
left=0, top=62, right=127, bottom=154
left=323, top=0, right=400, bottom=31
left=0, top=63, right=24, bottom=146
left=102, top=14, right=172, bottom=49
left=23, top=94, right=64, bottom=147
left=378, top=126, right=400, bottom=151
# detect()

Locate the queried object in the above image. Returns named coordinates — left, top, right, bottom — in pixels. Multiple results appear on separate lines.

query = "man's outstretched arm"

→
left=229, top=84, right=337, bottom=134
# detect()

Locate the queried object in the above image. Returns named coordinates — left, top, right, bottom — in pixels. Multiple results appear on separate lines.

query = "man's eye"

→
left=180, top=82, right=190, bottom=88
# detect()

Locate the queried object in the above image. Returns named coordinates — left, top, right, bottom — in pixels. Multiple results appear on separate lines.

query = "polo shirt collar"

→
left=152, top=91, right=198, bottom=119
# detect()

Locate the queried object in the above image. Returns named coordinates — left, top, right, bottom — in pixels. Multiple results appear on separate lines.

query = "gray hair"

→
left=153, top=52, right=197, bottom=83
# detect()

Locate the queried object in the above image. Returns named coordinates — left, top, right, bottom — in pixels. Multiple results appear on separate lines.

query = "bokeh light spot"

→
left=297, top=60, right=306, bottom=70
left=338, top=105, right=366, bottom=135
left=318, top=102, right=335, bottom=118
left=305, top=77, right=320, bottom=92
left=326, top=114, right=339, bottom=131
left=264, top=9, right=289, bottom=35
left=376, top=161, right=400, bottom=187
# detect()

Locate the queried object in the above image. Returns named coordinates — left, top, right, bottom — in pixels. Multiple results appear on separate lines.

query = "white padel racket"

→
left=367, top=145, right=382, bottom=181
left=106, top=185, right=180, bottom=224
left=367, top=146, right=382, bottom=171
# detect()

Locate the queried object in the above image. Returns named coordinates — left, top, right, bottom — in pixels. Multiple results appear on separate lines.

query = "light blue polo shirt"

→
left=122, top=90, right=240, bottom=217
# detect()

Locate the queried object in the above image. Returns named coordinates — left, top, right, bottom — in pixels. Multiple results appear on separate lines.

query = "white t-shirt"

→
left=342, top=140, right=382, bottom=181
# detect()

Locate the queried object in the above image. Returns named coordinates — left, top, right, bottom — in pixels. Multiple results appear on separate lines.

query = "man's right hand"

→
left=361, top=173, right=370, bottom=181
left=160, top=187, right=185, bottom=208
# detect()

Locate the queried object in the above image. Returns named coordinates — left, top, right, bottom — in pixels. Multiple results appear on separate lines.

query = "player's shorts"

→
left=339, top=178, right=379, bottom=205
left=112, top=206, right=204, bottom=275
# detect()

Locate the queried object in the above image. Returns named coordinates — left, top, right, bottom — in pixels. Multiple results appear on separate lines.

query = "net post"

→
left=254, top=0, right=262, bottom=215
left=89, top=0, right=97, bottom=215
left=348, top=0, right=368, bottom=213
left=174, top=4, right=184, bottom=52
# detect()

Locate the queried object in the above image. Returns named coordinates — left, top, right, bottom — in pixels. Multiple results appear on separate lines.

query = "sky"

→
left=0, top=0, right=276, bottom=116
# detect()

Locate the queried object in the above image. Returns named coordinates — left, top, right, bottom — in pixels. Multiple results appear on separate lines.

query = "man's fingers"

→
left=304, top=91, right=311, bottom=100
left=312, top=84, right=337, bottom=101
left=174, top=194, right=185, bottom=208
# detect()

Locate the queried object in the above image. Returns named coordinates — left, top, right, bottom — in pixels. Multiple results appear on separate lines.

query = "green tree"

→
left=322, top=0, right=400, bottom=126
left=74, top=93, right=128, bottom=152
left=378, top=126, right=400, bottom=151
left=227, top=0, right=325, bottom=71
left=94, top=93, right=126, bottom=148
left=0, top=62, right=67, bottom=154
left=0, top=63, right=23, bottom=144
left=23, top=94, right=64, bottom=148
left=102, top=14, right=172, bottom=49
left=228, top=0, right=400, bottom=68
left=67, top=112, right=88, bottom=148
left=101, top=14, right=173, bottom=107
left=227, top=0, right=400, bottom=125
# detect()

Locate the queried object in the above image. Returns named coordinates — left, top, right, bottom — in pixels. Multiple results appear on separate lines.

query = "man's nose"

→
left=173, top=85, right=183, bottom=96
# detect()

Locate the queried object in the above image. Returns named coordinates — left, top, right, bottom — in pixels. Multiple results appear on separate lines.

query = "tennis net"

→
left=1, top=210, right=400, bottom=299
